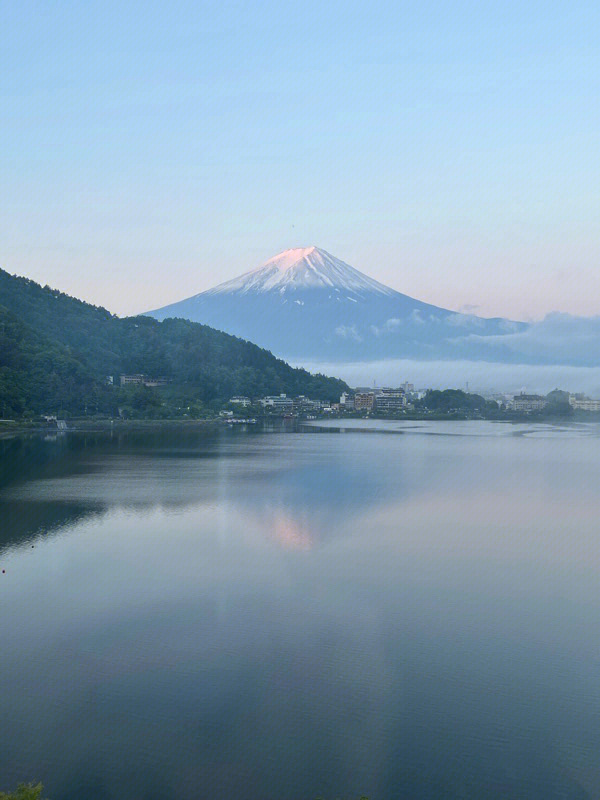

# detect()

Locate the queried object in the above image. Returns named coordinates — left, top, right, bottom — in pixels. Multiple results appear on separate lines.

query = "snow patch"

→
left=203, top=246, right=396, bottom=298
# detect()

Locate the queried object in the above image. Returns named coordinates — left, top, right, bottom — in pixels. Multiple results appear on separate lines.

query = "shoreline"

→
left=0, top=418, right=221, bottom=439
left=2, top=412, right=598, bottom=441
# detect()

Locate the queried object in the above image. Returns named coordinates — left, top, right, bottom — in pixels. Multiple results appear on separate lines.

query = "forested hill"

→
left=0, top=269, right=348, bottom=418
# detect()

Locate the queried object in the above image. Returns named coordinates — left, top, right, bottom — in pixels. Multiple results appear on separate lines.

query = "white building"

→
left=120, top=374, right=145, bottom=386
left=513, top=394, right=547, bottom=412
left=293, top=396, right=320, bottom=414
left=569, top=395, right=600, bottom=412
left=260, top=394, right=294, bottom=412
left=340, top=392, right=355, bottom=409
left=120, top=374, right=169, bottom=387
left=374, top=388, right=407, bottom=413
left=229, top=396, right=251, bottom=407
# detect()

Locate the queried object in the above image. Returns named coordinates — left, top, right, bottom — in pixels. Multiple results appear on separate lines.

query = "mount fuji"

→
left=147, top=247, right=529, bottom=363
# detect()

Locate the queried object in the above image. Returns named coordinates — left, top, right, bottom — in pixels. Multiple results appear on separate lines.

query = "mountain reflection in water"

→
left=1, top=422, right=599, bottom=800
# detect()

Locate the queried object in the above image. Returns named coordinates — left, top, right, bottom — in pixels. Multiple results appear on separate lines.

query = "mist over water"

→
left=1, top=423, right=599, bottom=800
left=298, top=359, right=600, bottom=395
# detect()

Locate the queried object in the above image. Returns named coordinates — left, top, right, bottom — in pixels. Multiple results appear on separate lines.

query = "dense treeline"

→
left=415, top=388, right=575, bottom=418
left=0, top=307, right=100, bottom=417
left=415, top=389, right=497, bottom=413
left=0, top=269, right=348, bottom=418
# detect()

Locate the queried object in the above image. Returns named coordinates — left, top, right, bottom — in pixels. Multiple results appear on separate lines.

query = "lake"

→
left=1, top=420, right=599, bottom=799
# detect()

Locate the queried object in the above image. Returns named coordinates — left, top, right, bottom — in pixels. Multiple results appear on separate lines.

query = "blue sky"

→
left=1, top=0, right=599, bottom=318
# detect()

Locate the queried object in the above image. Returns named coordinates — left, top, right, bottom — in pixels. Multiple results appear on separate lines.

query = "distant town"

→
left=214, top=383, right=600, bottom=421
left=22, top=378, right=600, bottom=430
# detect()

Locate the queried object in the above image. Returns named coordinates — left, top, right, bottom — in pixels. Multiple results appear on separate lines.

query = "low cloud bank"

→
left=296, top=312, right=600, bottom=393
left=297, top=358, right=600, bottom=396
left=455, top=312, right=600, bottom=366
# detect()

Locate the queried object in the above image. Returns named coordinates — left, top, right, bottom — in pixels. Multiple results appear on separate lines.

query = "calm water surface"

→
left=1, top=420, right=599, bottom=799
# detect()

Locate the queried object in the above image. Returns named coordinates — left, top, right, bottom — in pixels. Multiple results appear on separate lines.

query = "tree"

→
left=0, top=783, right=48, bottom=800
left=416, top=389, right=488, bottom=412
left=545, top=388, right=572, bottom=416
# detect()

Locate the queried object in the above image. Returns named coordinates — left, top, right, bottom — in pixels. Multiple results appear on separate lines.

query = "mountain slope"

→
left=0, top=268, right=348, bottom=416
left=0, top=304, right=99, bottom=417
left=147, top=247, right=528, bottom=362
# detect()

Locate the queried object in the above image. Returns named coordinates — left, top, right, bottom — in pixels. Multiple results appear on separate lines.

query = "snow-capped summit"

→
left=146, top=246, right=526, bottom=362
left=204, top=246, right=394, bottom=297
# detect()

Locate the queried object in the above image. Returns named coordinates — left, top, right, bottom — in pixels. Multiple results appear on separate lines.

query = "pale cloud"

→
left=295, top=357, right=600, bottom=396
left=445, top=313, right=485, bottom=328
left=450, top=313, right=600, bottom=366
left=334, top=324, right=363, bottom=342
left=370, top=318, right=403, bottom=336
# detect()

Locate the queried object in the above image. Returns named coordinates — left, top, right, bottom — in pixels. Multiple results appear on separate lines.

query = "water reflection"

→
left=2, top=427, right=414, bottom=552
left=1, top=423, right=599, bottom=799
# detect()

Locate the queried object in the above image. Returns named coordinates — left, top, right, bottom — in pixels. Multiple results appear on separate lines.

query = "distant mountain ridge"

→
left=147, top=247, right=529, bottom=362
